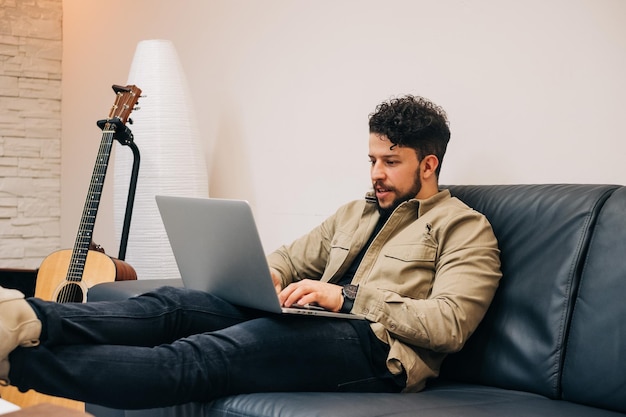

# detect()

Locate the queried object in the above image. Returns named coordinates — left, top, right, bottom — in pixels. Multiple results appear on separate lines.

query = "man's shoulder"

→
left=428, top=191, right=491, bottom=224
left=432, top=189, right=481, bottom=212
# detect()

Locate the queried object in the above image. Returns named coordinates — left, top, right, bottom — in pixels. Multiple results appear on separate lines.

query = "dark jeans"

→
left=9, top=286, right=403, bottom=409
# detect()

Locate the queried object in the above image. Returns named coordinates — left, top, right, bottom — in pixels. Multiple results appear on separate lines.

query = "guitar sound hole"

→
left=56, top=283, right=84, bottom=303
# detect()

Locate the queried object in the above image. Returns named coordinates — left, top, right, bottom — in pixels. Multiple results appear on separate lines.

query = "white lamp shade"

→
left=114, top=39, right=208, bottom=280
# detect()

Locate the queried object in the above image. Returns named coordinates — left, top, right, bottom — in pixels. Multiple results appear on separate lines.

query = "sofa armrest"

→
left=87, top=279, right=184, bottom=302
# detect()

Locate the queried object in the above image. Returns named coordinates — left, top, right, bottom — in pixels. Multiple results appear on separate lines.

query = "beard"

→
left=375, top=172, right=422, bottom=219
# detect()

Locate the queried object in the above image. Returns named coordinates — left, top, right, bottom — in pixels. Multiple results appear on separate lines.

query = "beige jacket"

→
left=267, top=189, right=502, bottom=392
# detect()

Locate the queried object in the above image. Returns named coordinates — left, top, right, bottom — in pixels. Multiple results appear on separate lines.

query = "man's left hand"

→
left=278, top=279, right=343, bottom=312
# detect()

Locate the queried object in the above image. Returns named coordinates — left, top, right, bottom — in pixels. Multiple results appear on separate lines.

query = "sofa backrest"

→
left=561, top=187, right=626, bottom=413
left=439, top=184, right=619, bottom=400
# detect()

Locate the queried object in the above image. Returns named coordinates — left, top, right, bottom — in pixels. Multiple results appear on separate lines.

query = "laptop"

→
left=155, top=195, right=365, bottom=320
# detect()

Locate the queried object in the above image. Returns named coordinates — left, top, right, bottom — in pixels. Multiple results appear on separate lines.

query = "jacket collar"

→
left=364, top=189, right=452, bottom=218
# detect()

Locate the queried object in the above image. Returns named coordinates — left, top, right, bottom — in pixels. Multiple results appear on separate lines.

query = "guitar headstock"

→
left=107, top=84, right=142, bottom=125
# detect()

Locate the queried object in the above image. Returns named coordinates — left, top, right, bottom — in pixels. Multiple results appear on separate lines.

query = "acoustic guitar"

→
left=0, top=85, right=142, bottom=411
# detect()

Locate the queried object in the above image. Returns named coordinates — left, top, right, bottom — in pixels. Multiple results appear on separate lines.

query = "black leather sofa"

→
left=85, top=184, right=626, bottom=416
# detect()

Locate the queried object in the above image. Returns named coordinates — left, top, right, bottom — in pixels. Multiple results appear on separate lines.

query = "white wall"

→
left=62, top=0, right=626, bottom=272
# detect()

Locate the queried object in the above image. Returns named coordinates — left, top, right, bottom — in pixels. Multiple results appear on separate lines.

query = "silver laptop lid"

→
left=155, top=195, right=282, bottom=314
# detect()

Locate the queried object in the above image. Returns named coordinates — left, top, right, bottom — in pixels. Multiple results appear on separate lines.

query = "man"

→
left=0, top=95, right=501, bottom=409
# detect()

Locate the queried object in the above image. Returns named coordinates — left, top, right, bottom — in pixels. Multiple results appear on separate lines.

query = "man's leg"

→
left=9, top=316, right=401, bottom=410
left=30, top=286, right=260, bottom=347
left=3, top=285, right=259, bottom=389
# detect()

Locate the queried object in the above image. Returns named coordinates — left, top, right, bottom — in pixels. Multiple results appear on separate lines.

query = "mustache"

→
left=373, top=181, right=394, bottom=191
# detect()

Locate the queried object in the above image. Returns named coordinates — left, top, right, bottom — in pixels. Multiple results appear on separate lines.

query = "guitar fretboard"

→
left=66, top=125, right=116, bottom=282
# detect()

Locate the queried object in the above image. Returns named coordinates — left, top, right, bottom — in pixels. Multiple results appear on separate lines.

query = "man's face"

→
left=368, top=133, right=422, bottom=216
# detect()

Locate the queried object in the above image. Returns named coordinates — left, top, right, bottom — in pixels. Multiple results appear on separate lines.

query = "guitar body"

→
left=35, top=249, right=136, bottom=302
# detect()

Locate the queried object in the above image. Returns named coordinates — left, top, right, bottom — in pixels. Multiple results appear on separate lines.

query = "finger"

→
left=284, top=284, right=313, bottom=307
left=285, top=287, right=306, bottom=307
left=295, top=293, right=318, bottom=307
left=277, top=285, right=293, bottom=306
left=278, top=283, right=304, bottom=306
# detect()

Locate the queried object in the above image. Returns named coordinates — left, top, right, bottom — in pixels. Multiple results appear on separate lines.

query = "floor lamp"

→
left=113, top=39, right=209, bottom=280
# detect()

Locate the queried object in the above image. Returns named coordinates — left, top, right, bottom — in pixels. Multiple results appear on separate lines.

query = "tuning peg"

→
left=128, top=118, right=134, bottom=125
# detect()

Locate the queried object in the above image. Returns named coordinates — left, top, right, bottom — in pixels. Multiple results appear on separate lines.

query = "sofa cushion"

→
left=202, top=384, right=626, bottom=417
left=88, top=383, right=626, bottom=417
left=440, top=184, right=619, bottom=399
left=561, top=187, right=626, bottom=413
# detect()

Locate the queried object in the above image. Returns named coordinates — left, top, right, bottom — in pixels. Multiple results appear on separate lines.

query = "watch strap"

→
left=340, top=284, right=359, bottom=313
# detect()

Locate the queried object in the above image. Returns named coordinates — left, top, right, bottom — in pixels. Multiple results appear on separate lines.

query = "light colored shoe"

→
left=0, top=287, right=41, bottom=385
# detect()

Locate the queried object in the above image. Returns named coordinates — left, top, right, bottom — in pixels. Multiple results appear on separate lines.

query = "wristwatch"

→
left=340, top=284, right=359, bottom=313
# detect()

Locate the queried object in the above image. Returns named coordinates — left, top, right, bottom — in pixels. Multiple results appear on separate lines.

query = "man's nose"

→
left=371, top=162, right=385, bottom=180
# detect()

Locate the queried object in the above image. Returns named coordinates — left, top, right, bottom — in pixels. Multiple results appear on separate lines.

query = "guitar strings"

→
left=62, top=126, right=116, bottom=303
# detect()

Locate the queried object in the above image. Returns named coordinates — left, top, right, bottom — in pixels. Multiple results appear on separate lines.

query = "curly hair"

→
left=369, top=95, right=451, bottom=177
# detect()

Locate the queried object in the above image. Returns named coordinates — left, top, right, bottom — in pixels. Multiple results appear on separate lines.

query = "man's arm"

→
left=354, top=212, right=501, bottom=353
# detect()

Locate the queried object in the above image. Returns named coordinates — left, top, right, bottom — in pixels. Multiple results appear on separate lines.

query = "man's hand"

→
left=278, top=279, right=343, bottom=312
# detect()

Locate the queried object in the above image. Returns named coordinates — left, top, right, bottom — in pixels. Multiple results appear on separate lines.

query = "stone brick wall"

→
left=0, top=0, right=62, bottom=269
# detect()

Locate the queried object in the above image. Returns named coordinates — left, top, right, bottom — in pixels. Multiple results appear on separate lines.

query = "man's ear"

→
left=421, top=155, right=440, bottom=179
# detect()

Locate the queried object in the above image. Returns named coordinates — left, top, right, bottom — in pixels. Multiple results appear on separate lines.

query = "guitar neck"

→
left=67, top=125, right=116, bottom=282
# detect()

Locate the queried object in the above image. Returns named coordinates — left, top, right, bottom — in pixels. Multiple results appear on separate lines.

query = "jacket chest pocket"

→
left=384, top=243, right=437, bottom=264
left=379, top=243, right=438, bottom=294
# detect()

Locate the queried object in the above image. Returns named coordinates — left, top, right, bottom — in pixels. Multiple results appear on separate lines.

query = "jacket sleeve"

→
left=266, top=209, right=341, bottom=288
left=266, top=200, right=368, bottom=288
left=354, top=211, right=502, bottom=353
